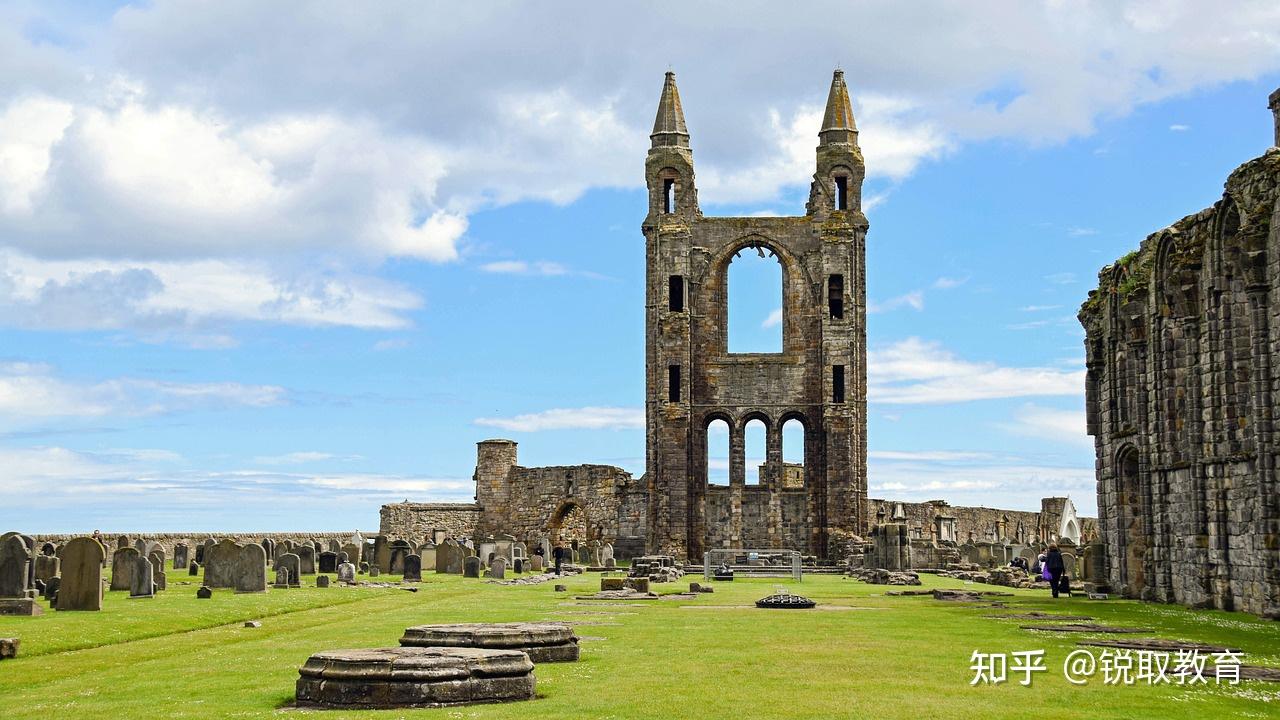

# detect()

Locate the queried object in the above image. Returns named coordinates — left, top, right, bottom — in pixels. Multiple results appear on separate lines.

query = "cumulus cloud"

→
left=869, top=290, right=924, bottom=314
left=868, top=448, right=1096, bottom=514
left=999, top=403, right=1092, bottom=448
left=474, top=406, right=644, bottom=432
left=869, top=337, right=1084, bottom=404
left=480, top=260, right=569, bottom=276
left=761, top=307, right=784, bottom=328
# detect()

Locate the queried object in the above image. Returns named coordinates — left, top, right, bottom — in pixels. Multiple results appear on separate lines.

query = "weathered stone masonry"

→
left=643, top=70, right=868, bottom=561
left=1079, top=90, right=1280, bottom=617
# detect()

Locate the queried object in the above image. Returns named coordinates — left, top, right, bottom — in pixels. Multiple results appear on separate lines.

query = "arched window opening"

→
left=663, top=179, right=675, bottom=213
left=745, top=419, right=766, bottom=485
left=835, top=176, right=849, bottom=210
left=728, top=244, right=783, bottom=353
left=781, top=417, right=805, bottom=489
left=828, top=274, right=844, bottom=319
left=706, top=419, right=729, bottom=486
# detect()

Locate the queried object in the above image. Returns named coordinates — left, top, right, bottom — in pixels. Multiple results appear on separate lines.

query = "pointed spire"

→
left=820, top=70, right=857, bottom=145
left=651, top=71, right=690, bottom=149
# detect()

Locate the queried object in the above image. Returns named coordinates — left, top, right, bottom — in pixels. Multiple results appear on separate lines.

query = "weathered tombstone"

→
left=274, top=568, right=291, bottom=589
left=478, top=538, right=497, bottom=566
left=1062, top=552, right=1077, bottom=576
left=235, top=544, right=267, bottom=593
left=56, top=537, right=105, bottom=611
left=316, top=575, right=330, bottom=588
left=172, top=543, right=189, bottom=570
left=530, top=555, right=544, bottom=572
left=33, top=554, right=59, bottom=583
left=403, top=554, right=422, bottom=582
left=513, top=558, right=525, bottom=574
left=577, top=546, right=591, bottom=565
left=129, top=554, right=155, bottom=599
left=109, top=546, right=139, bottom=592
left=150, top=554, right=167, bottom=591
left=341, top=543, right=361, bottom=566
left=418, top=543, right=437, bottom=571
left=0, top=535, right=31, bottom=599
left=42, top=576, right=60, bottom=603
left=436, top=539, right=459, bottom=574
left=488, top=556, right=508, bottom=580
left=134, top=539, right=147, bottom=554
left=512, top=542, right=527, bottom=560
left=327, top=539, right=341, bottom=553
left=189, top=561, right=200, bottom=576
left=359, top=562, right=370, bottom=574
left=196, top=586, right=212, bottom=599
left=199, top=538, right=216, bottom=565
left=601, top=543, right=615, bottom=565
left=296, top=545, right=316, bottom=576
left=318, top=551, right=337, bottom=574
left=261, top=538, right=275, bottom=559
left=337, top=562, right=356, bottom=583
left=496, top=534, right=515, bottom=562
left=39, top=542, right=56, bottom=556
left=277, top=553, right=302, bottom=588
left=281, top=539, right=295, bottom=553
left=369, top=565, right=381, bottom=577
left=204, top=539, right=241, bottom=589
left=463, top=556, right=481, bottom=578
left=389, top=540, right=411, bottom=574
left=116, top=535, right=130, bottom=551
left=372, top=535, right=391, bottom=573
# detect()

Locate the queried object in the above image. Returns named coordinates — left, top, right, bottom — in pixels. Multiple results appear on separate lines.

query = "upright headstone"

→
left=261, top=539, right=275, bottom=560
left=487, top=557, right=507, bottom=580
left=274, top=567, right=291, bottom=589
left=513, top=558, right=525, bottom=574
left=196, top=586, right=212, bottom=599
left=418, top=543, right=437, bottom=571
left=297, top=545, right=316, bottom=576
left=463, top=556, right=481, bottom=578
left=204, top=539, right=241, bottom=589
left=189, top=562, right=200, bottom=576
left=40, top=542, right=56, bottom=556
left=337, top=562, right=356, bottom=583
left=318, top=551, right=337, bottom=573
left=601, top=543, right=615, bottom=565
left=56, top=537, right=104, bottom=611
left=109, top=547, right=139, bottom=592
left=277, top=553, right=302, bottom=588
left=116, top=535, right=130, bottom=551
left=172, top=543, right=189, bottom=570
left=495, top=534, right=515, bottom=562
left=403, top=554, right=422, bottom=581
left=340, top=543, right=361, bottom=566
left=0, top=535, right=30, bottom=598
left=530, top=555, right=544, bottom=572
left=150, top=554, right=167, bottom=591
left=369, top=565, right=381, bottom=577
left=33, top=554, right=59, bottom=582
left=389, top=541, right=411, bottom=574
left=327, top=539, right=341, bottom=553
left=372, top=535, right=391, bottom=573
left=129, top=554, right=154, bottom=599
left=577, top=546, right=591, bottom=565
left=235, top=543, right=268, bottom=593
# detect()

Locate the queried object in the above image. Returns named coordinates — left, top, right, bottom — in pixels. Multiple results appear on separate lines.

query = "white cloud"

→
left=480, top=260, right=570, bottom=276
left=474, top=406, right=644, bottom=432
left=869, top=290, right=924, bottom=314
left=1169, top=123, right=1190, bottom=131
left=1067, top=226, right=1098, bottom=237
left=869, top=337, right=1084, bottom=404
left=1021, top=304, right=1062, bottom=312
left=252, top=451, right=363, bottom=466
left=762, top=307, right=783, bottom=328
left=868, top=450, right=992, bottom=461
left=933, top=276, right=969, bottom=290
left=868, top=449, right=1096, bottom=514
left=1044, top=272, right=1077, bottom=285
left=0, top=361, right=285, bottom=422
left=0, top=95, right=74, bottom=215
left=999, top=403, right=1092, bottom=448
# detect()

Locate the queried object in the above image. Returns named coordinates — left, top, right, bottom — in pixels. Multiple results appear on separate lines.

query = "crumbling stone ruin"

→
left=1078, top=87, right=1280, bottom=617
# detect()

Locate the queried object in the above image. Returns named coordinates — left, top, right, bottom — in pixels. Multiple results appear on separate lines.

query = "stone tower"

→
left=643, top=70, right=869, bottom=561
left=473, top=439, right=517, bottom=536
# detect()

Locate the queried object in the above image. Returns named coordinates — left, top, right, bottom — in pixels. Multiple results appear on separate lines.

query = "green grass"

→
left=2, top=570, right=1278, bottom=719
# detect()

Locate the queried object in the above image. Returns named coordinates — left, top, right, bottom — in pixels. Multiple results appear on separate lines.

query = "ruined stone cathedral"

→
left=643, top=71, right=869, bottom=560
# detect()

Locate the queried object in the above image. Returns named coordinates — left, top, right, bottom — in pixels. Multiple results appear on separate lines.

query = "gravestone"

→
left=1062, top=552, right=1077, bottom=576
left=196, top=585, right=212, bottom=599
left=604, top=557, right=616, bottom=569
left=261, top=539, right=275, bottom=559
left=577, top=546, right=591, bottom=565
left=601, top=543, right=615, bottom=565
left=487, top=557, right=507, bottom=580
left=274, top=568, right=291, bottom=589
left=513, top=558, right=525, bottom=574
left=0, top=535, right=30, bottom=599
left=277, top=553, right=302, bottom=588
left=42, top=576, right=60, bottom=603
left=327, top=539, right=341, bottom=553
left=337, top=562, right=356, bottom=584
left=478, top=539, right=497, bottom=566
left=419, top=543, right=436, bottom=571
left=318, top=551, right=337, bottom=573
left=372, top=535, right=391, bottom=573
left=464, top=556, right=481, bottom=578
left=281, top=539, right=295, bottom=553
left=116, top=535, right=130, bottom=550
left=40, top=542, right=56, bottom=556
left=296, top=545, right=317, bottom=576
left=150, top=555, right=167, bottom=591
left=173, top=543, right=189, bottom=570
left=437, top=540, right=462, bottom=574
left=389, top=541, right=411, bottom=574
left=369, top=565, right=381, bottom=577
left=33, top=554, right=59, bottom=582
left=403, top=554, right=422, bottom=582
left=341, top=543, right=361, bottom=566
left=512, top=542, right=527, bottom=560
left=530, top=556, right=544, bottom=572
left=204, top=539, right=241, bottom=589
left=359, top=562, right=370, bottom=574
left=189, top=562, right=200, bottom=576
left=109, top=547, right=140, bottom=592
left=57, top=537, right=105, bottom=611
left=129, top=554, right=155, bottom=599
left=496, top=534, right=516, bottom=562
left=235, top=543, right=268, bottom=593
left=316, top=575, right=330, bottom=588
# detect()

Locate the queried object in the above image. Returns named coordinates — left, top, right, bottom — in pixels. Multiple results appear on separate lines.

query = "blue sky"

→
left=1, top=2, right=1279, bottom=532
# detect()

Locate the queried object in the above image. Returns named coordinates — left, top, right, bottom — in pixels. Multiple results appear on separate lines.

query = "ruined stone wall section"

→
left=863, top=498, right=1096, bottom=547
left=1080, top=140, right=1280, bottom=618
left=378, top=503, right=480, bottom=542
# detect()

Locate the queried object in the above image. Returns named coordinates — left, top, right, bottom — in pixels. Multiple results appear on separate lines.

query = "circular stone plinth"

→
left=755, top=593, right=816, bottom=609
left=295, top=647, right=535, bottom=709
left=400, top=622, right=580, bottom=663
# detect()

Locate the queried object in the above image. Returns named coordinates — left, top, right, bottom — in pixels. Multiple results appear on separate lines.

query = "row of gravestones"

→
left=100, top=535, right=368, bottom=571
left=1, top=533, right=111, bottom=611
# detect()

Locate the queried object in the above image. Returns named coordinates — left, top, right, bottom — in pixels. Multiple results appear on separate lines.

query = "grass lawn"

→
left=1, top=569, right=1278, bottom=719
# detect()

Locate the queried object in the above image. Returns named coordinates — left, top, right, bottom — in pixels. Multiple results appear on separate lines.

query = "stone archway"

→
left=1116, top=447, right=1147, bottom=596
left=548, top=501, right=589, bottom=546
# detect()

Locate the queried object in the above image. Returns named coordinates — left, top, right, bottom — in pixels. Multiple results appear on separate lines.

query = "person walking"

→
left=552, top=543, right=565, bottom=576
left=1045, top=544, right=1066, bottom=598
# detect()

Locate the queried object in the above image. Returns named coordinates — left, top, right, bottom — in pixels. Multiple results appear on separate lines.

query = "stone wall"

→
left=1079, top=93, right=1280, bottom=617
left=377, top=503, right=480, bottom=543
left=705, top=486, right=808, bottom=550
left=864, top=498, right=1097, bottom=547
left=30, top=531, right=373, bottom=559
